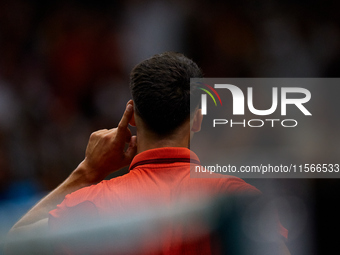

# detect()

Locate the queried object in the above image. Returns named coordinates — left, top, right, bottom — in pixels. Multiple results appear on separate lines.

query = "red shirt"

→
left=49, top=147, right=287, bottom=254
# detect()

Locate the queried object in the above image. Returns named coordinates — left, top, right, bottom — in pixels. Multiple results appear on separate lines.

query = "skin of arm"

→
left=5, top=102, right=137, bottom=254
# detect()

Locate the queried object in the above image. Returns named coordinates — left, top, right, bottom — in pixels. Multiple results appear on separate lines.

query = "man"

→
left=6, top=52, right=289, bottom=254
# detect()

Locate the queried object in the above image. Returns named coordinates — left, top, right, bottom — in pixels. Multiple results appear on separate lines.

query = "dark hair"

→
left=130, top=52, right=203, bottom=135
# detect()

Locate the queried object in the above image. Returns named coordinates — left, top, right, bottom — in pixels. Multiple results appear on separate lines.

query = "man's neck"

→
left=135, top=127, right=190, bottom=154
left=136, top=137, right=189, bottom=154
left=133, top=115, right=192, bottom=154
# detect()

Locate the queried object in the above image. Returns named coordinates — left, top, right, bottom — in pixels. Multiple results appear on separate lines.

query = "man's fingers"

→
left=102, top=125, right=131, bottom=151
left=89, top=129, right=108, bottom=139
left=125, top=128, right=132, bottom=143
left=117, top=104, right=133, bottom=132
left=124, top=136, right=137, bottom=164
left=114, top=103, right=134, bottom=146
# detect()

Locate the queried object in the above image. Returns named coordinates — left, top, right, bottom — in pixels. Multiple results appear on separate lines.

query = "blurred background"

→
left=0, top=0, right=340, bottom=254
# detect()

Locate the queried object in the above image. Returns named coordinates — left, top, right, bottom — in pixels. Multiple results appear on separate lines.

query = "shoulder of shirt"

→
left=62, top=177, right=121, bottom=207
left=62, top=169, right=146, bottom=208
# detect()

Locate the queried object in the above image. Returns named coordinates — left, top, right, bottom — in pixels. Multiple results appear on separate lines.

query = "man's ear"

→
left=127, top=100, right=136, bottom=126
left=191, top=109, right=203, bottom=132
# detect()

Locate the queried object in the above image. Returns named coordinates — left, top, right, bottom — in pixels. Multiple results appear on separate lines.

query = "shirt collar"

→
left=129, top=147, right=200, bottom=171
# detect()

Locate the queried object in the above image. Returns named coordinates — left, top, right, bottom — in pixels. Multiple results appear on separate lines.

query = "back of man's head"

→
left=130, top=52, right=202, bottom=135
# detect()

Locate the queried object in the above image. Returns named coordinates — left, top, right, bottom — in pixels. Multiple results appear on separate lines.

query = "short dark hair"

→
left=130, top=52, right=203, bottom=135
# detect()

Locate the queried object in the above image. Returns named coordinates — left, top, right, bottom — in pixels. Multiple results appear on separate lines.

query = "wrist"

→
left=70, top=160, right=101, bottom=186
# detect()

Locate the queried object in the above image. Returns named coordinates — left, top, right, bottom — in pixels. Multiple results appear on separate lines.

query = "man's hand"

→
left=5, top=101, right=137, bottom=255
left=79, top=102, right=137, bottom=183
